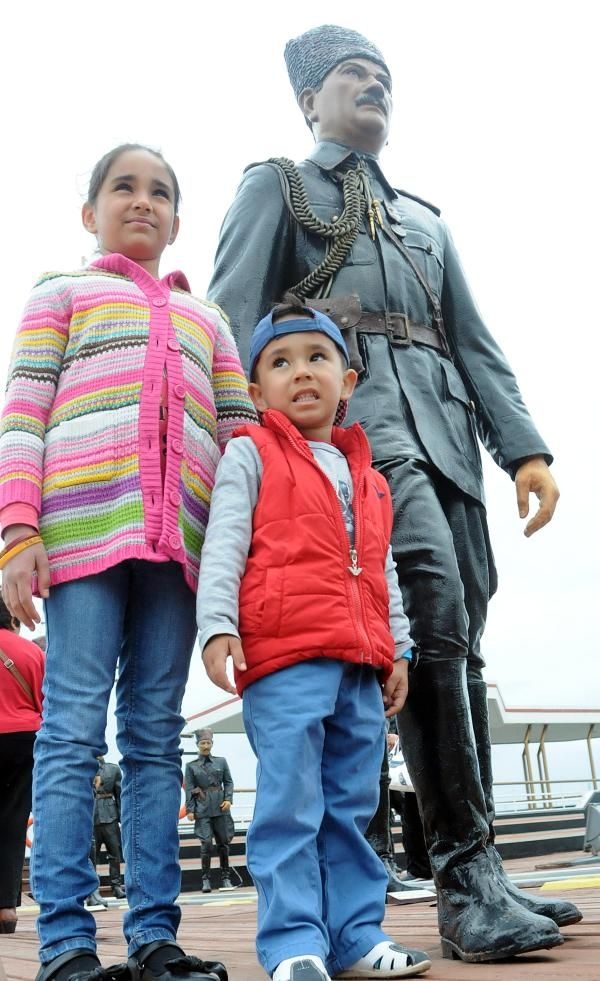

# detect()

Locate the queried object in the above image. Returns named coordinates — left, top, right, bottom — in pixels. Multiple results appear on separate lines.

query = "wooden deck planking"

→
left=2, top=856, right=598, bottom=981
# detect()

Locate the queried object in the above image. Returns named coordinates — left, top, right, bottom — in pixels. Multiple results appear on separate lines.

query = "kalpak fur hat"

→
left=284, top=24, right=390, bottom=101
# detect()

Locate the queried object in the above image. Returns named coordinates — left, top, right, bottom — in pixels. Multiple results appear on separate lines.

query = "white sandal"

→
left=273, top=955, right=331, bottom=981
left=334, top=941, right=431, bottom=978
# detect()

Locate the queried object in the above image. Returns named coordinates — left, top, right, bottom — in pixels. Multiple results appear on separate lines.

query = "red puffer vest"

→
left=233, top=409, right=395, bottom=693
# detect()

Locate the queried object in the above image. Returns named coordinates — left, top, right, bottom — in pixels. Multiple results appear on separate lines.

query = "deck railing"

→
left=179, top=778, right=596, bottom=830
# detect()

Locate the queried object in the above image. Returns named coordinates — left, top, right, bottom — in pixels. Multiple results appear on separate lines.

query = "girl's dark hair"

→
left=86, top=143, right=181, bottom=214
left=0, top=593, right=18, bottom=630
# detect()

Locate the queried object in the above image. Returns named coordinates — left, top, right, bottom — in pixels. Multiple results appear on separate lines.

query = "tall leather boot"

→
left=467, top=669, right=582, bottom=927
left=365, top=745, right=406, bottom=892
left=397, top=657, right=563, bottom=961
left=201, top=853, right=212, bottom=893
left=218, top=846, right=235, bottom=891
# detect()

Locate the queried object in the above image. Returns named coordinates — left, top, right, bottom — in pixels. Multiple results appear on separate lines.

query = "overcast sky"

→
left=2, top=0, right=598, bottom=741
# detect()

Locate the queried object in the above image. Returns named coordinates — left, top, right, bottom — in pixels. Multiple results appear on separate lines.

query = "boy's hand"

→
left=202, top=634, right=246, bottom=695
left=382, top=659, right=409, bottom=716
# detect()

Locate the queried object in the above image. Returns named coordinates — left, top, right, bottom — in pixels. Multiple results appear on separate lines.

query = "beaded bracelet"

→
left=0, top=534, right=43, bottom=570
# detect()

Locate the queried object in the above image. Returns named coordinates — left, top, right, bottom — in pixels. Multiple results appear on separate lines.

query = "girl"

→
left=0, top=144, right=254, bottom=981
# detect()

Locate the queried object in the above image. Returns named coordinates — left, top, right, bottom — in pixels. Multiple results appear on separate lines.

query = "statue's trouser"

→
left=93, top=820, right=123, bottom=890
left=200, top=820, right=231, bottom=872
left=385, top=460, right=564, bottom=959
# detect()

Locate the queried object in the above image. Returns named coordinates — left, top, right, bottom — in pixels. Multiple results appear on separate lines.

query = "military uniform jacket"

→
left=93, top=760, right=121, bottom=825
left=208, top=140, right=551, bottom=505
left=185, top=754, right=233, bottom=819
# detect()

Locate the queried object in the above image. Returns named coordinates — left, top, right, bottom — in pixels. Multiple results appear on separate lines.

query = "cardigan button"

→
left=169, top=491, right=182, bottom=506
left=169, top=534, right=183, bottom=550
left=153, top=297, right=167, bottom=307
left=167, top=338, right=180, bottom=351
left=174, top=384, right=185, bottom=399
left=172, top=439, right=183, bottom=454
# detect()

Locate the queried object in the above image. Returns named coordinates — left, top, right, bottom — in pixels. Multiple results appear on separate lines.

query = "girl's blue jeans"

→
left=242, top=659, right=389, bottom=978
left=31, top=560, right=197, bottom=964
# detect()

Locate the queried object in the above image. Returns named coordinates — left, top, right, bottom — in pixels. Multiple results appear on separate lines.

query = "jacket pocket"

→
left=239, top=565, right=283, bottom=636
left=302, top=202, right=376, bottom=269
left=401, top=227, right=444, bottom=298
left=43, top=420, right=117, bottom=491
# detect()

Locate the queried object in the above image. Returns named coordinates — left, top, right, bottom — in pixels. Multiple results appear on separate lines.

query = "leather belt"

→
left=95, top=793, right=115, bottom=799
left=357, top=312, right=445, bottom=353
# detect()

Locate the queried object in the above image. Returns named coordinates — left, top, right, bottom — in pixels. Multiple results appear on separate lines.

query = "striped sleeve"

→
left=0, top=274, right=71, bottom=512
left=209, top=305, right=257, bottom=451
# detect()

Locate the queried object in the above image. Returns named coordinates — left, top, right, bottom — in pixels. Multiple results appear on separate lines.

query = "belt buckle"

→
left=388, top=312, right=410, bottom=346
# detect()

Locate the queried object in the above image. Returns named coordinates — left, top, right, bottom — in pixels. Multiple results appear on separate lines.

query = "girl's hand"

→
left=1, top=528, right=50, bottom=631
left=202, top=634, right=246, bottom=695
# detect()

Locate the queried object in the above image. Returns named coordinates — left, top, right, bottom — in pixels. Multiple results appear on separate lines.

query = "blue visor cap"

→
left=249, top=309, right=350, bottom=379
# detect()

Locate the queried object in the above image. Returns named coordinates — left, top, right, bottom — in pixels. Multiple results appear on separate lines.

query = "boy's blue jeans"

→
left=242, top=659, right=389, bottom=978
left=31, top=560, right=197, bottom=964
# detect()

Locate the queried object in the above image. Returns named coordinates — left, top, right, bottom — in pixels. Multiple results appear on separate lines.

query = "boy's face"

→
left=249, top=329, right=357, bottom=442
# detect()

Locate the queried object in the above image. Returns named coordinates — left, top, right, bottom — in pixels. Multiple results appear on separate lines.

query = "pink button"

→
left=169, top=534, right=183, bottom=550
left=170, top=491, right=182, bottom=506
left=174, top=384, right=185, bottom=399
left=172, top=439, right=183, bottom=454
left=167, top=338, right=180, bottom=351
left=153, top=297, right=167, bottom=307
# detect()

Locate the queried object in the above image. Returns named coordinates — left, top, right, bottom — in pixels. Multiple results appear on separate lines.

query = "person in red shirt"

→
left=0, top=595, right=44, bottom=934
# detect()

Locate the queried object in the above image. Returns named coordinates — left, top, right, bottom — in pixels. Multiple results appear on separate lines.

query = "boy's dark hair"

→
left=271, top=293, right=316, bottom=324
left=86, top=143, right=181, bottom=215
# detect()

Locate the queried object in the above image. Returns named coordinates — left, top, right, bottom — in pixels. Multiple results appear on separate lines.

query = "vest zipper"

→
left=347, top=477, right=372, bottom=663
left=280, top=424, right=373, bottom=663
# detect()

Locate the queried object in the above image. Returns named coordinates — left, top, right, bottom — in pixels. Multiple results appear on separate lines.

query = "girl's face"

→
left=81, top=148, right=179, bottom=277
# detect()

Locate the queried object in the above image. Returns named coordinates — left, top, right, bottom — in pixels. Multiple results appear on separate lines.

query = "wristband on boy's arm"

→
left=393, top=648, right=413, bottom=662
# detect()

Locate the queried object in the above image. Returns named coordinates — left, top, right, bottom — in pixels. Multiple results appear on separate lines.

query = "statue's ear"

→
left=298, top=87, right=318, bottom=124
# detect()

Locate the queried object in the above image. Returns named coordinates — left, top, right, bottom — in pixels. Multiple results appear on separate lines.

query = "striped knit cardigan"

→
left=0, top=253, right=256, bottom=591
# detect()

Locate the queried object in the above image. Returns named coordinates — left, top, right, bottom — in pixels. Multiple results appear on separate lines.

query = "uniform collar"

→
left=307, top=141, right=396, bottom=197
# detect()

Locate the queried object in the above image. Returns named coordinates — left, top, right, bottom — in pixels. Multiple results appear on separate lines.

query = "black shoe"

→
left=201, top=876, right=212, bottom=893
left=381, top=856, right=406, bottom=892
left=112, top=885, right=127, bottom=899
left=127, top=942, right=227, bottom=981
left=85, top=890, right=108, bottom=910
left=35, top=949, right=130, bottom=981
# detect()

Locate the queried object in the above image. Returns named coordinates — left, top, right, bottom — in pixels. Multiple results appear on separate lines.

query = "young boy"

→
left=196, top=298, right=431, bottom=981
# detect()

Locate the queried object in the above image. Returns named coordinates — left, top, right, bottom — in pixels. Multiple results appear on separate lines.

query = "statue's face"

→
left=198, top=739, right=213, bottom=756
left=301, top=58, right=392, bottom=154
